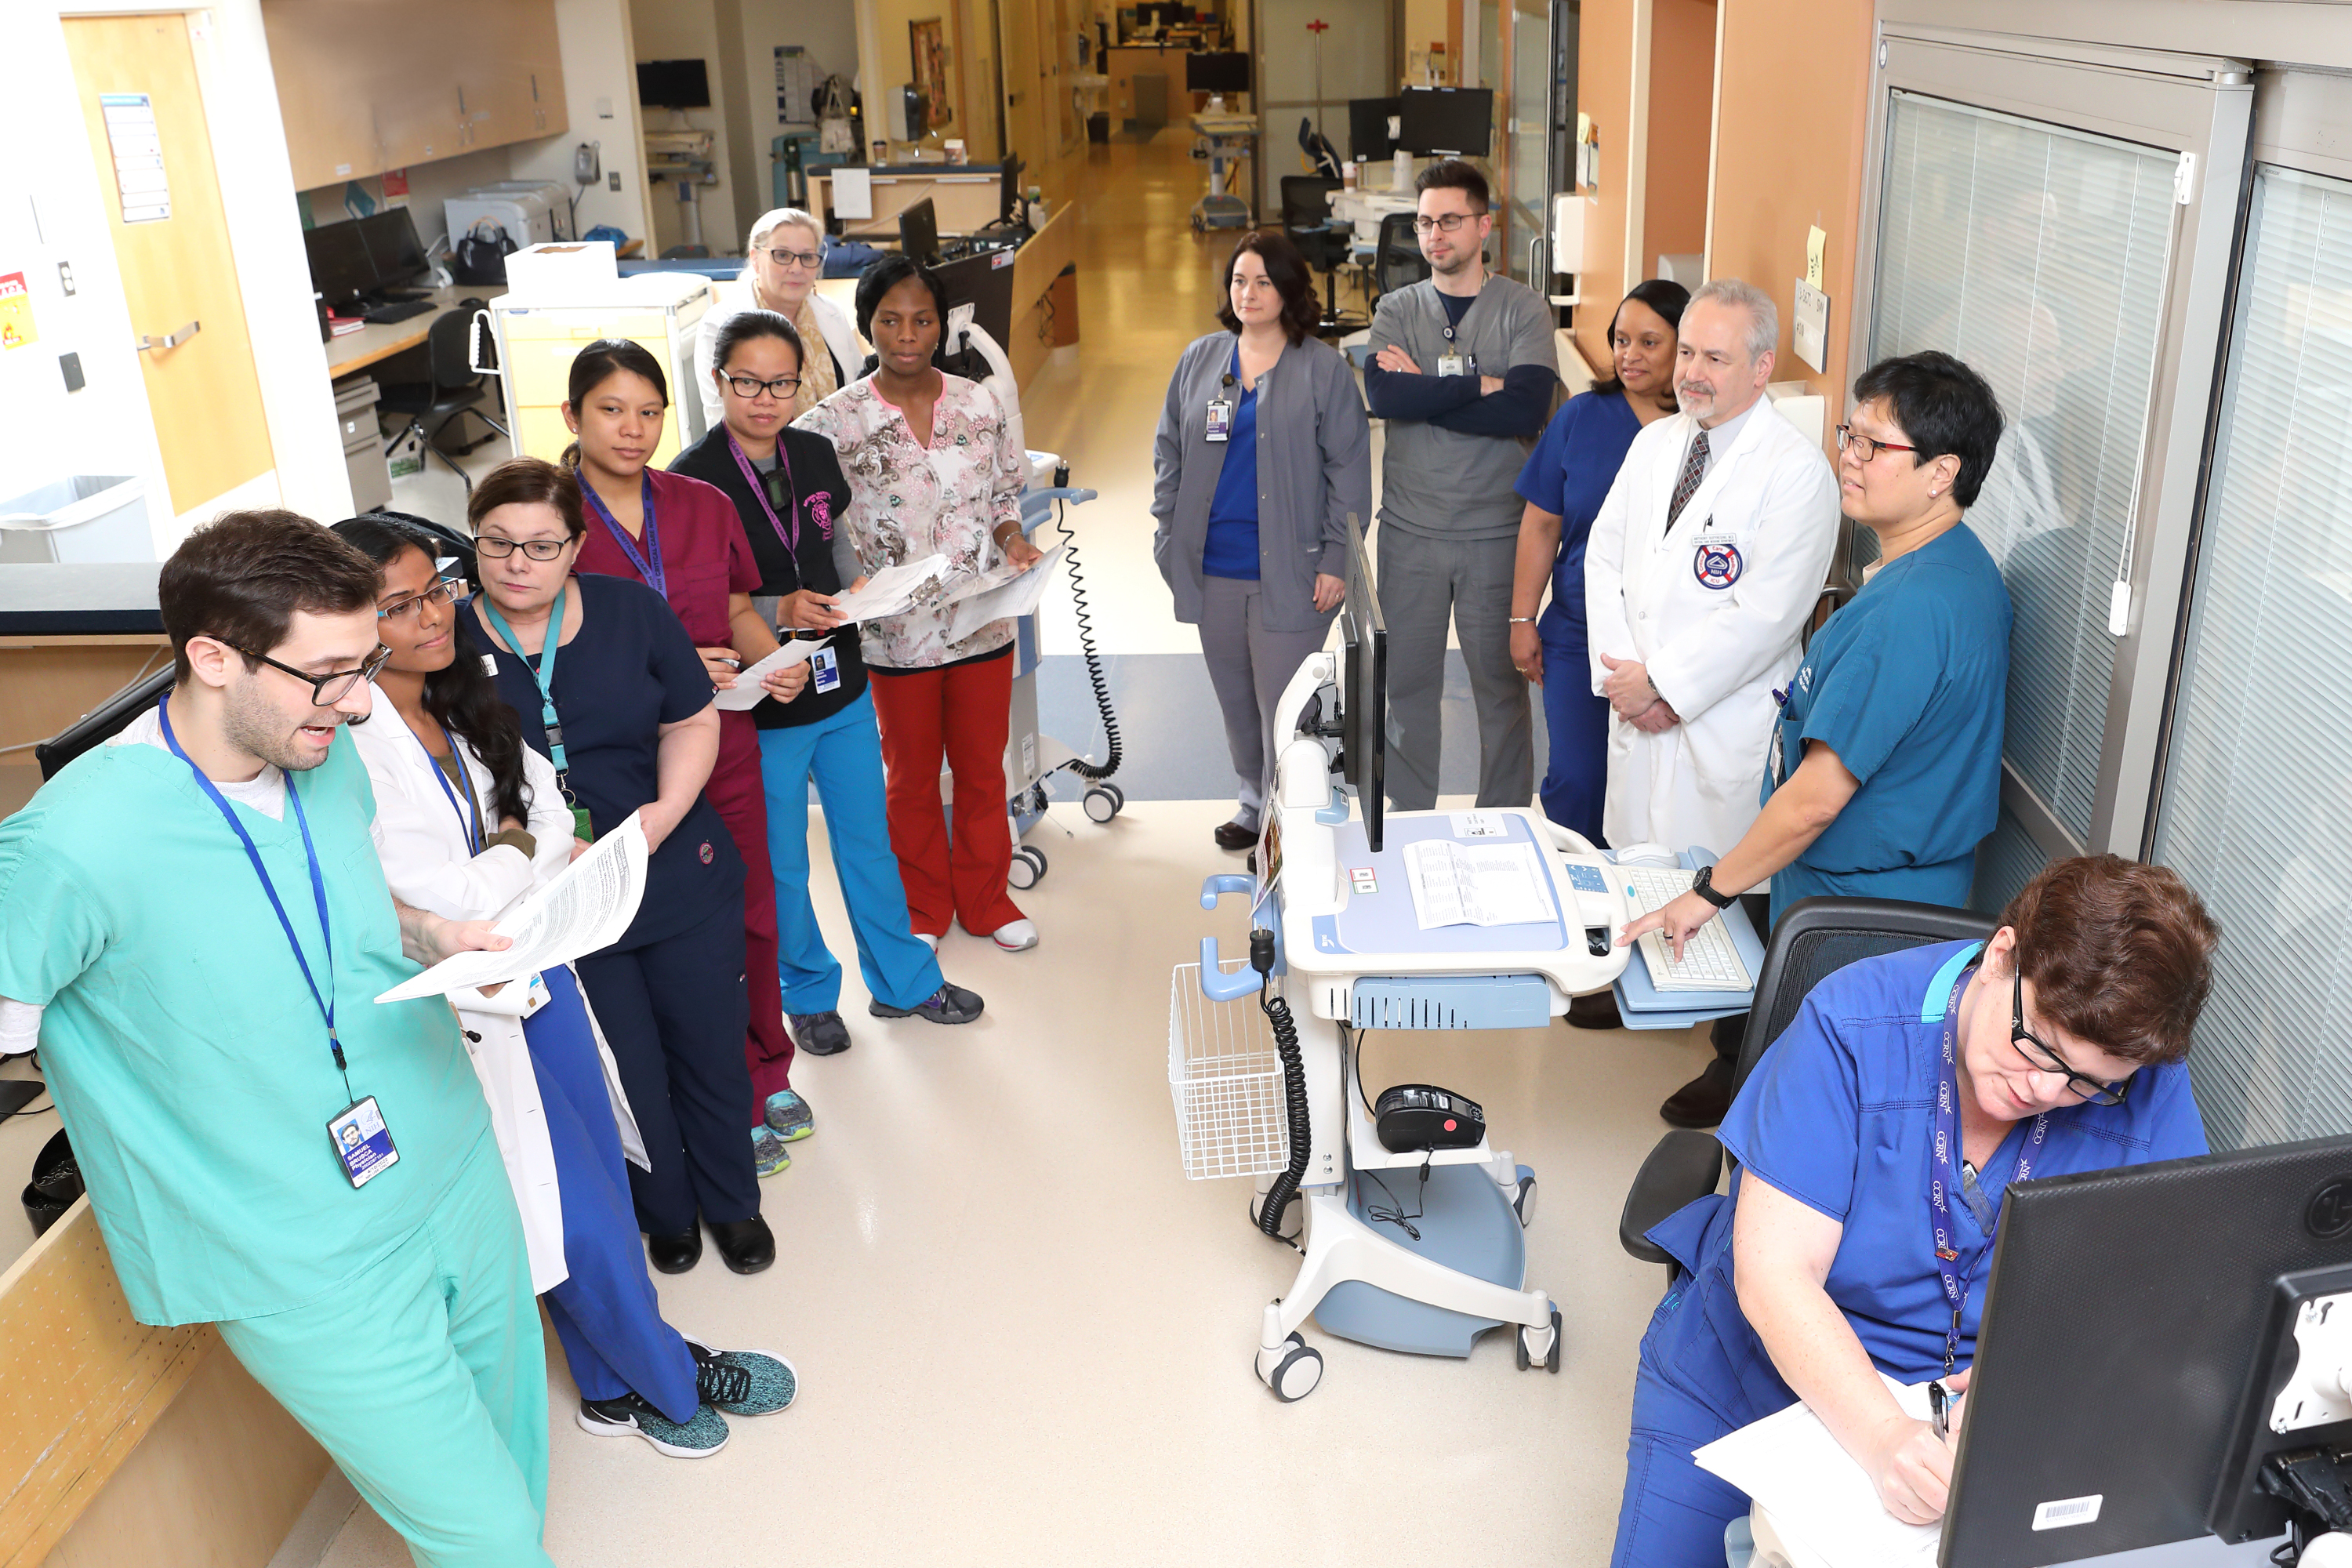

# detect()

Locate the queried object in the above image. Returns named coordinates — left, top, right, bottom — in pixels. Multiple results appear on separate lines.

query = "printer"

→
left=444, top=181, right=570, bottom=250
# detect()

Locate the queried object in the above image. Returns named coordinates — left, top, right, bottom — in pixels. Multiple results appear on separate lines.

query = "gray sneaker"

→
left=867, top=982, right=985, bottom=1024
left=789, top=1011, right=852, bottom=1056
left=576, top=1392, right=730, bottom=1457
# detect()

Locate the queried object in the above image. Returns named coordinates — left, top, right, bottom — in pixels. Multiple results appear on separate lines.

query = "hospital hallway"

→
left=292, top=129, right=1716, bottom=1566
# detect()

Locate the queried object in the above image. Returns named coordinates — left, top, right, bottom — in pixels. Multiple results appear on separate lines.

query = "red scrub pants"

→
left=868, top=651, right=1025, bottom=940
left=709, top=710, right=791, bottom=1122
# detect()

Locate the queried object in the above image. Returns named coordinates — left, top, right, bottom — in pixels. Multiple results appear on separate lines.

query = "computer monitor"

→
left=1938, top=1134, right=2352, bottom=1565
left=1348, top=96, right=1402, bottom=162
left=636, top=59, right=712, bottom=110
left=1336, top=514, right=1385, bottom=853
left=303, top=220, right=376, bottom=308
left=355, top=208, right=427, bottom=288
left=932, top=248, right=1017, bottom=359
left=1185, top=51, right=1250, bottom=95
left=897, top=197, right=942, bottom=265
left=998, top=153, right=1026, bottom=229
left=1398, top=86, right=1494, bottom=157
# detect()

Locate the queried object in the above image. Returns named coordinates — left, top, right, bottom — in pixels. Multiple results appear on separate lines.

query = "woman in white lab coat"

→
left=695, top=206, right=862, bottom=430
left=338, top=514, right=800, bottom=1458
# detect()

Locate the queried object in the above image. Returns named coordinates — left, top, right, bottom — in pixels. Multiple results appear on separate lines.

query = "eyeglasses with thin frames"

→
left=377, top=577, right=460, bottom=625
left=1835, top=424, right=1920, bottom=463
left=1412, top=212, right=1480, bottom=235
left=224, top=642, right=392, bottom=706
left=475, top=535, right=573, bottom=562
left=722, top=372, right=804, bottom=401
left=764, top=245, right=822, bottom=270
left=2011, top=966, right=2129, bottom=1106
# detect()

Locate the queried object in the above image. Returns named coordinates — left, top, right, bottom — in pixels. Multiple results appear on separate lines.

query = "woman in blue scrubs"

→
left=1506, top=279, right=1687, bottom=845
left=1610, top=855, right=2220, bottom=1565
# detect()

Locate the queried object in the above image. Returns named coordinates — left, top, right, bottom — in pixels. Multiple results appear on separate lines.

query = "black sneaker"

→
left=868, top=982, right=984, bottom=1024
left=789, top=1011, right=852, bottom=1056
left=575, top=1392, right=729, bottom=1457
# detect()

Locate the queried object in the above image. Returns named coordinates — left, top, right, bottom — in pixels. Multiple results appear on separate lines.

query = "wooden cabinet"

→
left=263, top=0, right=568, bottom=189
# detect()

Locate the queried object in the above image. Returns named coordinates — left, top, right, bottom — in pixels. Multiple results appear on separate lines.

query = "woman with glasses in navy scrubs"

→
left=1609, top=855, right=2220, bottom=1566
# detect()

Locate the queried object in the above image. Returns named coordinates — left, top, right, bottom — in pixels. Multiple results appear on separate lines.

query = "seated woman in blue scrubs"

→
left=1610, top=855, right=2220, bottom=1565
left=1506, top=278, right=1687, bottom=846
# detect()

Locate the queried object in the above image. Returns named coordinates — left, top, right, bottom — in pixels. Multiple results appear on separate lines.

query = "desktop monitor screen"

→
left=1348, top=96, right=1402, bottom=162
left=637, top=58, right=712, bottom=109
left=1185, top=51, right=1250, bottom=94
left=898, top=197, right=942, bottom=265
left=1941, top=1134, right=2352, bottom=1566
left=1398, top=86, right=1494, bottom=158
left=356, top=208, right=427, bottom=287
left=303, top=220, right=376, bottom=307
left=1338, top=514, right=1385, bottom=853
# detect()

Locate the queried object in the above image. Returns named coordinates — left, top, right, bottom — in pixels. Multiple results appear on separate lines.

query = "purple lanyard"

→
left=1929, top=960, right=2048, bottom=1374
left=727, top=426, right=800, bottom=554
left=583, top=473, right=662, bottom=597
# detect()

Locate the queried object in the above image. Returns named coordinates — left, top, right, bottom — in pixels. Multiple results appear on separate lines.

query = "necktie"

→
left=1667, top=428, right=1710, bottom=529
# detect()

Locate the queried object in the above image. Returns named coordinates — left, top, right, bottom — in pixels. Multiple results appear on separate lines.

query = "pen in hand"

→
left=1929, top=1379, right=1951, bottom=1441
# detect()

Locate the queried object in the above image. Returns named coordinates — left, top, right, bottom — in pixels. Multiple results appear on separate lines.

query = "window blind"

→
left=1868, top=92, right=2179, bottom=860
left=2151, top=165, right=2352, bottom=1151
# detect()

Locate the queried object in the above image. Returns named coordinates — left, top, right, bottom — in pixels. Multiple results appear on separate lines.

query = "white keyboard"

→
left=1620, top=866, right=1754, bottom=993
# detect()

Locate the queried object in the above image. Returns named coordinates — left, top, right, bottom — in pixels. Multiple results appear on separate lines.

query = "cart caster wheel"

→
left=1257, top=1332, right=1323, bottom=1401
left=1007, top=845, right=1046, bottom=890
left=1083, top=783, right=1123, bottom=822
left=1513, top=1174, right=1538, bottom=1229
left=1515, top=1306, right=1563, bottom=1373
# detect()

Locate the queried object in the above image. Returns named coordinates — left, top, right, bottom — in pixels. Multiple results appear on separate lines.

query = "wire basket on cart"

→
left=1167, top=961, right=1291, bottom=1181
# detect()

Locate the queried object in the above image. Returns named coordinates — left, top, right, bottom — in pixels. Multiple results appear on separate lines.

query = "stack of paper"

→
left=829, top=554, right=947, bottom=622
left=1691, top=1374, right=1944, bottom=1568
left=1402, top=839, right=1552, bottom=929
left=942, top=545, right=1065, bottom=644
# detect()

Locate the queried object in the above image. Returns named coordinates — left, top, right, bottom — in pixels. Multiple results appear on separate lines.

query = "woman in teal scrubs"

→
left=1608, top=855, right=2220, bottom=1565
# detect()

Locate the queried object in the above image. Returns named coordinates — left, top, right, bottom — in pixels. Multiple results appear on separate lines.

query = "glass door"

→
left=1504, top=0, right=1549, bottom=283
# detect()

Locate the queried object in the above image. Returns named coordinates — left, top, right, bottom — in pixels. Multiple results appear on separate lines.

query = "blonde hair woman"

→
left=694, top=207, right=862, bottom=429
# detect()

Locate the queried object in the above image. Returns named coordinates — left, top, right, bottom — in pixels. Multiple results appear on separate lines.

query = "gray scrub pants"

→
left=1377, top=524, right=1534, bottom=812
left=1198, top=574, right=1335, bottom=828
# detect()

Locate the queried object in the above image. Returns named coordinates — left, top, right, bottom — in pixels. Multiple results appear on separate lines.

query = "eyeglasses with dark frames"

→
left=223, top=642, right=393, bottom=706
left=764, top=245, right=822, bottom=270
left=1412, top=212, right=1480, bottom=235
left=721, top=372, right=804, bottom=401
left=1835, top=424, right=1921, bottom=463
left=2011, top=965, right=2129, bottom=1106
left=474, top=535, right=573, bottom=562
left=377, top=577, right=461, bottom=625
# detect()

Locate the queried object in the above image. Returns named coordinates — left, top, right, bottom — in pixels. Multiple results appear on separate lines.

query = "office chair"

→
left=1371, top=210, right=1430, bottom=303
left=376, top=299, right=509, bottom=495
left=1279, top=175, right=1357, bottom=338
left=1616, top=897, right=2000, bottom=1272
left=1296, top=115, right=1344, bottom=180
left=34, top=667, right=172, bottom=781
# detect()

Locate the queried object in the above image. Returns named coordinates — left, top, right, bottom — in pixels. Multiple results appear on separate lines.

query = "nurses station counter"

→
left=0, top=563, right=169, bottom=820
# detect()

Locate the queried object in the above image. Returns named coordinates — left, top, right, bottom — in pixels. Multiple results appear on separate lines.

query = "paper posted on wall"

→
left=829, top=554, right=947, bottom=622
left=713, top=637, right=831, bottom=710
left=1403, top=839, right=1552, bottom=929
left=376, top=815, right=650, bottom=1002
left=943, top=545, right=1063, bottom=644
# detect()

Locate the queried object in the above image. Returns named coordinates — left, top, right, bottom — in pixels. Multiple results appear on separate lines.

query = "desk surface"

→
left=326, top=284, right=505, bottom=379
left=0, top=563, right=163, bottom=636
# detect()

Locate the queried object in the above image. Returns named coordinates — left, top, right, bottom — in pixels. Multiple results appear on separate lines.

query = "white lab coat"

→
left=1583, top=401, right=1841, bottom=858
left=695, top=278, right=862, bottom=435
left=351, top=710, right=648, bottom=1294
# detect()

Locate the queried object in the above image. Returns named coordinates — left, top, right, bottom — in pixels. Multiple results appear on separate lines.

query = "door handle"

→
left=136, top=320, right=201, bottom=353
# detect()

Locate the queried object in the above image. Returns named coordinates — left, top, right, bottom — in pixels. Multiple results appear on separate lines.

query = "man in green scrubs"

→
left=0, top=513, right=554, bottom=1567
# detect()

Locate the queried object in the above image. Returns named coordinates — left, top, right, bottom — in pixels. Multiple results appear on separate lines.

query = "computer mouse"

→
left=1613, top=842, right=1678, bottom=867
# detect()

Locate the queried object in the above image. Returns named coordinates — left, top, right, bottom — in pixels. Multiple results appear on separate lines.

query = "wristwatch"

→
left=1690, top=864, right=1737, bottom=910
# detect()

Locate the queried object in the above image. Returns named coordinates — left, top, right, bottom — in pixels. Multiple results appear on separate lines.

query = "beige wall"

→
left=1642, top=0, right=1712, bottom=269
left=1572, top=0, right=1634, bottom=371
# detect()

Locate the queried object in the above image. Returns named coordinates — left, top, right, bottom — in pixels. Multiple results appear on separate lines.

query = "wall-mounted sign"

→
left=100, top=94, right=172, bottom=224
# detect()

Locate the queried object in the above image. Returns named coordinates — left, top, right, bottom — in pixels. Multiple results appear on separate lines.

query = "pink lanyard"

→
left=727, top=426, right=800, bottom=554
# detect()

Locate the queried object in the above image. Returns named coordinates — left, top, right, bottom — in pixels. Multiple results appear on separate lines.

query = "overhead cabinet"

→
left=263, top=0, right=565, bottom=189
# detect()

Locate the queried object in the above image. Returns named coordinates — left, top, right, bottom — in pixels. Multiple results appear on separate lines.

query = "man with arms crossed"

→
left=1582, top=280, right=1839, bottom=1127
left=1366, top=158, right=1560, bottom=811
left=0, top=513, right=554, bottom=1567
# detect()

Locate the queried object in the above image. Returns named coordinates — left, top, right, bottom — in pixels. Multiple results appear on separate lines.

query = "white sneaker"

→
left=913, top=931, right=938, bottom=951
left=992, top=919, right=1038, bottom=952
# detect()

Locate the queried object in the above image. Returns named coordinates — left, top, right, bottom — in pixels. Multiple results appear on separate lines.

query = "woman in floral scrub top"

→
left=797, top=255, right=1047, bottom=953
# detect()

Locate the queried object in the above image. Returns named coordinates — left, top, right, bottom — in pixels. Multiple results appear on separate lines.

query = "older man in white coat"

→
left=1582, top=278, right=1839, bottom=1126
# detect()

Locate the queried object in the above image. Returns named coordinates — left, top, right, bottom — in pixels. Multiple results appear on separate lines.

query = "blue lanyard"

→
left=478, top=586, right=569, bottom=778
left=1929, top=959, right=2047, bottom=1374
left=417, top=721, right=485, bottom=854
left=156, top=694, right=347, bottom=1083
left=583, top=473, right=662, bottom=597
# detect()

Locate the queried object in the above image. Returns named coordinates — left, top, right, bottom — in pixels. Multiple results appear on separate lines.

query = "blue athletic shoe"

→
left=685, top=1337, right=799, bottom=1417
left=764, top=1088, right=814, bottom=1142
left=577, top=1392, right=730, bottom=1457
left=751, top=1126, right=791, bottom=1177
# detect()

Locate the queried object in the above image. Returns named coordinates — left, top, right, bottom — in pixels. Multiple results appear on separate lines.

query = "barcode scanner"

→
left=1374, top=1083, right=1486, bottom=1152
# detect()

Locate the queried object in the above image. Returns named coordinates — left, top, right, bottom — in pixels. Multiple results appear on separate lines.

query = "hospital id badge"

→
left=520, top=971, right=550, bottom=1018
left=1205, top=399, right=1233, bottom=442
left=328, top=1097, right=399, bottom=1189
left=1436, top=354, right=1468, bottom=377
left=811, top=646, right=841, bottom=694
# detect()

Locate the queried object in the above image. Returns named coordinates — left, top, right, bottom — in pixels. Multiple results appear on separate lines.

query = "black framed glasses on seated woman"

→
left=225, top=644, right=392, bottom=706
left=474, top=535, right=572, bottom=561
left=2013, top=965, right=2129, bottom=1105
left=1835, top=424, right=1919, bottom=463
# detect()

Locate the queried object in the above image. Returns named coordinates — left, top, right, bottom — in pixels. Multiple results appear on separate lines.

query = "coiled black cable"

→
left=1253, top=928, right=1312, bottom=1242
left=1053, top=495, right=1122, bottom=780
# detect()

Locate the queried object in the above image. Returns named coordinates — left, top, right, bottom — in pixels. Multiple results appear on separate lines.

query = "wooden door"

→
left=65, top=13, right=273, bottom=520
left=998, top=0, right=1048, bottom=164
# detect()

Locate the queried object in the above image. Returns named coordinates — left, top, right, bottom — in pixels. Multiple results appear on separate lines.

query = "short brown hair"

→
left=1214, top=229, right=1321, bottom=344
left=2003, top=854, right=2220, bottom=1066
left=158, top=510, right=379, bottom=683
left=468, top=457, right=587, bottom=539
left=1414, top=157, right=1490, bottom=212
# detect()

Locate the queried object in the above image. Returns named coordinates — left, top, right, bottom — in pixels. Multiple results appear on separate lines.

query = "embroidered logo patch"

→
left=699, top=841, right=715, bottom=864
left=805, top=492, right=834, bottom=539
left=1693, top=541, right=1744, bottom=590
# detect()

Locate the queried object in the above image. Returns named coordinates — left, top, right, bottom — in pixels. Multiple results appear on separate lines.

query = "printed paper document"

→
left=376, top=815, right=649, bottom=1002
left=1692, top=1374, right=1944, bottom=1568
left=713, top=637, right=831, bottom=710
left=1403, top=839, right=1552, bottom=929
left=829, top=554, right=947, bottom=622
left=943, top=545, right=1064, bottom=644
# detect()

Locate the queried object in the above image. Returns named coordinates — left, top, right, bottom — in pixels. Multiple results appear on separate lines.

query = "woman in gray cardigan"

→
left=1152, top=230, right=1374, bottom=851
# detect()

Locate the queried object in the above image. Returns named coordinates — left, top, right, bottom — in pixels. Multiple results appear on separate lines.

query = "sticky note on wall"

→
left=1806, top=225, right=1826, bottom=289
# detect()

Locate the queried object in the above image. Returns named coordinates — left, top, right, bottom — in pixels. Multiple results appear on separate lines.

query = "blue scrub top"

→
left=1513, top=389, right=1644, bottom=638
left=1641, top=940, right=2208, bottom=1428
left=1203, top=348, right=1262, bottom=580
left=1767, top=524, right=2013, bottom=916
